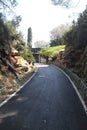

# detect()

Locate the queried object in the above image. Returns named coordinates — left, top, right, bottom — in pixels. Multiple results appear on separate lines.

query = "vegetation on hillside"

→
left=50, top=6, right=87, bottom=80
left=39, top=45, right=65, bottom=61
left=0, top=0, right=35, bottom=102
left=62, top=6, right=87, bottom=78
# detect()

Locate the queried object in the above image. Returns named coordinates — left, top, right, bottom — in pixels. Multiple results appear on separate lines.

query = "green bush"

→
left=39, top=45, right=65, bottom=58
left=21, top=47, right=34, bottom=63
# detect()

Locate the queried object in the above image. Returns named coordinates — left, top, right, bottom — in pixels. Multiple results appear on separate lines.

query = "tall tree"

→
left=63, top=6, right=87, bottom=49
left=27, top=27, right=32, bottom=47
left=76, top=8, right=87, bottom=48
left=50, top=24, right=69, bottom=46
left=0, top=15, right=11, bottom=61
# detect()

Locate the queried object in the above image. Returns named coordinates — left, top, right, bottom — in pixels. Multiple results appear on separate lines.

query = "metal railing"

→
left=53, top=63, right=87, bottom=105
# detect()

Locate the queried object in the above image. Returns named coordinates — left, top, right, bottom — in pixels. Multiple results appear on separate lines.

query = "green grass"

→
left=39, top=45, right=65, bottom=58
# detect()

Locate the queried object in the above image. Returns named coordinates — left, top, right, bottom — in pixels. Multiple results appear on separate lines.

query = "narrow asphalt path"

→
left=0, top=64, right=87, bottom=130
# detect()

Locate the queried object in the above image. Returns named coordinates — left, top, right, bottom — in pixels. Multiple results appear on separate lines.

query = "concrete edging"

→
left=52, top=64, right=87, bottom=114
left=0, top=67, right=38, bottom=108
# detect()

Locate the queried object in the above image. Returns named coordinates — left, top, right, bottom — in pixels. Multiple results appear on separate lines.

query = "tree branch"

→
left=0, top=0, right=16, bottom=15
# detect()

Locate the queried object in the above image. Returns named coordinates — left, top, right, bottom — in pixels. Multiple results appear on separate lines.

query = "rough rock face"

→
left=56, top=46, right=87, bottom=78
left=0, top=47, right=32, bottom=79
left=10, top=47, right=30, bottom=74
left=0, top=47, right=34, bottom=101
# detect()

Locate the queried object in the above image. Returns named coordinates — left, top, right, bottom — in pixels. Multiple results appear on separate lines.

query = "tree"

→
left=50, top=24, right=69, bottom=46
left=0, top=0, right=19, bottom=58
left=6, top=20, right=25, bottom=53
left=6, top=17, right=22, bottom=40
left=0, top=14, right=22, bottom=64
left=0, top=0, right=18, bottom=13
left=0, top=15, right=11, bottom=61
left=51, top=0, right=71, bottom=7
left=51, top=0, right=80, bottom=8
left=27, top=27, right=32, bottom=47
left=63, top=6, right=87, bottom=49
left=76, top=7, right=87, bottom=49
left=50, top=40, right=57, bottom=47
left=63, top=26, right=74, bottom=46
left=11, top=16, right=22, bottom=28
left=34, top=40, right=50, bottom=48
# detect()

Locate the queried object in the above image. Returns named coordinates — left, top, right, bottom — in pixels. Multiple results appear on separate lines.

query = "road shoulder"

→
left=52, top=64, right=87, bottom=114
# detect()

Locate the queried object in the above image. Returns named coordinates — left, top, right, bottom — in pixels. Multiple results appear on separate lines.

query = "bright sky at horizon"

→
left=16, top=0, right=87, bottom=46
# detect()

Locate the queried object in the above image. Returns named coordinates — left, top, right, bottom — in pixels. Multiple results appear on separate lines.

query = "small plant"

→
left=20, top=47, right=34, bottom=63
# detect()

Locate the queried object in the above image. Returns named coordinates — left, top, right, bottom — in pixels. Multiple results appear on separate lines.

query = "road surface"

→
left=0, top=64, right=87, bottom=130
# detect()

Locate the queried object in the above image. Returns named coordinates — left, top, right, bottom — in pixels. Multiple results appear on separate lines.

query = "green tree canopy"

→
left=0, top=15, right=11, bottom=60
left=63, top=6, right=87, bottom=49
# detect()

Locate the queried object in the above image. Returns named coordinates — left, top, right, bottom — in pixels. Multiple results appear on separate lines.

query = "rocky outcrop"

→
left=10, top=47, right=32, bottom=75
left=0, top=47, right=34, bottom=102
left=56, top=46, right=87, bottom=79
left=0, top=47, right=32, bottom=80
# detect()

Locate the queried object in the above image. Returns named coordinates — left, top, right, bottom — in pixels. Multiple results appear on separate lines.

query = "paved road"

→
left=0, top=64, right=87, bottom=130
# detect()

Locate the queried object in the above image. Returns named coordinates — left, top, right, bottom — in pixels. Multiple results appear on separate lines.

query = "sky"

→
left=15, top=0, right=87, bottom=46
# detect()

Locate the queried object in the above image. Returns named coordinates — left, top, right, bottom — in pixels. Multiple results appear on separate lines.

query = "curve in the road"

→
left=0, top=64, right=87, bottom=130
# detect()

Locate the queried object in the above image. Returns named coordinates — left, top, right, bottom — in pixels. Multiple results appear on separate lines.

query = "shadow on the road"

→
left=0, top=92, right=31, bottom=129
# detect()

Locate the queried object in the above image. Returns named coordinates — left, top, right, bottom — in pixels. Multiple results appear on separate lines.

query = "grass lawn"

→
left=39, top=45, right=65, bottom=58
